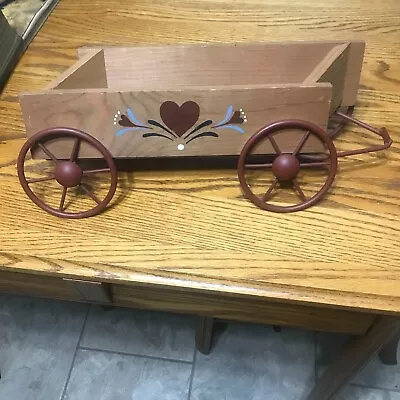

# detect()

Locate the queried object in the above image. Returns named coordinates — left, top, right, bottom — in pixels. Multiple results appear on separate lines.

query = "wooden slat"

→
left=44, top=49, right=107, bottom=90
left=112, top=284, right=376, bottom=335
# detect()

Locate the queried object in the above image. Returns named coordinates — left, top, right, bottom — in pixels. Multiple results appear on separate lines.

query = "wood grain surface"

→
left=0, top=0, right=399, bottom=315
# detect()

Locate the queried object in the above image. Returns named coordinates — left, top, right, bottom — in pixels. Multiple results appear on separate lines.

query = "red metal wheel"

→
left=238, top=120, right=338, bottom=213
left=17, top=127, right=118, bottom=218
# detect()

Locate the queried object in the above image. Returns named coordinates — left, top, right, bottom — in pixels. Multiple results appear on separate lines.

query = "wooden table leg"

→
left=273, top=325, right=282, bottom=332
left=379, top=334, right=399, bottom=365
left=307, top=316, right=400, bottom=400
left=196, top=316, right=215, bottom=355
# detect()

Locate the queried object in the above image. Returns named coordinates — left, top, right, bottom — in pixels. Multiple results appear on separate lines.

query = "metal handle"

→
left=335, top=110, right=393, bottom=157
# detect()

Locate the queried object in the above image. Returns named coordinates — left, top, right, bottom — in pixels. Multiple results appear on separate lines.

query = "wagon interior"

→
left=47, top=41, right=355, bottom=114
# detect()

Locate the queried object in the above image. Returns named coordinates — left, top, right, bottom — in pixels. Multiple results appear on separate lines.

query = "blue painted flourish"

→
left=213, top=105, right=234, bottom=127
left=127, top=108, right=148, bottom=127
left=214, top=124, right=245, bottom=134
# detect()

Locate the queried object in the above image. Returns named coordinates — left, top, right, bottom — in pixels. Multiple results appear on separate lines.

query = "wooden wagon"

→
left=17, top=41, right=392, bottom=218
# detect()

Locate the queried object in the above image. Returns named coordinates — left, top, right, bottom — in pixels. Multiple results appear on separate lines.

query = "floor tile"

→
left=352, top=350, right=400, bottom=391
left=316, top=332, right=400, bottom=391
left=333, top=385, right=400, bottom=400
left=191, top=323, right=315, bottom=400
left=63, top=348, right=192, bottom=400
left=0, top=293, right=87, bottom=400
left=81, top=306, right=195, bottom=361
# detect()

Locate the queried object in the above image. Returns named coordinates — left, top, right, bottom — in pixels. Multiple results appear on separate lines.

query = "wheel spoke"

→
left=82, top=168, right=111, bottom=175
left=80, top=184, right=101, bottom=204
left=293, top=180, right=307, bottom=202
left=59, top=186, right=68, bottom=211
left=300, top=161, right=331, bottom=168
left=26, top=175, right=55, bottom=184
left=38, top=143, right=58, bottom=163
left=292, top=131, right=310, bottom=156
left=245, top=163, right=273, bottom=169
left=261, top=178, right=278, bottom=202
left=268, top=135, right=282, bottom=155
left=70, top=138, right=80, bottom=161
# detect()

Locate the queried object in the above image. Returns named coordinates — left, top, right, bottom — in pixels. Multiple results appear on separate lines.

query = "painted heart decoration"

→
left=160, top=101, right=200, bottom=137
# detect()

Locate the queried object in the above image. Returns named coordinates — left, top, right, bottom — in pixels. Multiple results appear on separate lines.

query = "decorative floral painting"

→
left=114, top=101, right=247, bottom=151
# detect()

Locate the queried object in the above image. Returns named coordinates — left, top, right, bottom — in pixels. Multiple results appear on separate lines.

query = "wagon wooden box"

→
left=17, top=41, right=392, bottom=218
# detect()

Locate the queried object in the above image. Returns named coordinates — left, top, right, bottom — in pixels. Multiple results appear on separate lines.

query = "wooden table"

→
left=0, top=0, right=399, bottom=398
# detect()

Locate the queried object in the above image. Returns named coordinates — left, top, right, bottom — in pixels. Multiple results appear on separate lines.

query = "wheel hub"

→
left=55, top=161, right=83, bottom=187
left=272, top=154, right=300, bottom=181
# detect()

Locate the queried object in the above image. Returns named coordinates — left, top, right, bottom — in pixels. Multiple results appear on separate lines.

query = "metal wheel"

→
left=17, top=127, right=118, bottom=218
left=238, top=120, right=338, bottom=212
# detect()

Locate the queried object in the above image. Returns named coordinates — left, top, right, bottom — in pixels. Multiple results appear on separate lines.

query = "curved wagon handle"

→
left=335, top=110, right=393, bottom=158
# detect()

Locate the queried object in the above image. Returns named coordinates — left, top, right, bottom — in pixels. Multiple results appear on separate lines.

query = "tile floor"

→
left=0, top=293, right=399, bottom=400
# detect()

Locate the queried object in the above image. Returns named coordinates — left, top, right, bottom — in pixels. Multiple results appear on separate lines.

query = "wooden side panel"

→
left=19, top=84, right=331, bottom=158
left=0, top=270, right=112, bottom=304
left=304, top=44, right=350, bottom=112
left=318, top=48, right=349, bottom=112
left=112, top=284, right=375, bottom=335
left=342, top=41, right=365, bottom=106
left=44, top=49, right=107, bottom=90
left=0, top=270, right=75, bottom=301
left=0, top=268, right=375, bottom=335
left=101, top=42, right=349, bottom=90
